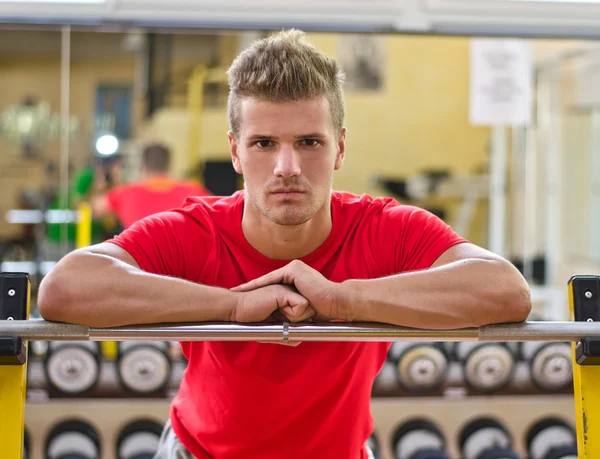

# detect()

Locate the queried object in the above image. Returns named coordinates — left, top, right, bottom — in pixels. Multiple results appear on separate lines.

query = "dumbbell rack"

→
left=370, top=395, right=575, bottom=459
left=23, top=394, right=575, bottom=459
left=22, top=337, right=578, bottom=459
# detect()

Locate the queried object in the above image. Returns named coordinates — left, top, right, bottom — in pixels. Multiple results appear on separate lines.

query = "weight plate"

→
left=459, top=417, right=512, bottom=459
left=117, top=344, right=172, bottom=394
left=396, top=345, right=448, bottom=392
left=118, top=340, right=169, bottom=353
left=525, top=417, right=576, bottom=459
left=475, top=448, right=519, bottom=459
left=463, top=345, right=514, bottom=393
left=116, top=419, right=164, bottom=459
left=530, top=344, right=572, bottom=392
left=44, top=345, right=100, bottom=395
left=409, top=450, right=451, bottom=459
left=45, top=419, right=101, bottom=459
left=392, top=419, right=446, bottom=459
left=374, top=361, right=398, bottom=391
left=544, top=446, right=577, bottom=459
left=366, top=432, right=379, bottom=459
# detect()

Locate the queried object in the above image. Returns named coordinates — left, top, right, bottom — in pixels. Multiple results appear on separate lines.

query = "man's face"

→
left=229, top=96, right=345, bottom=226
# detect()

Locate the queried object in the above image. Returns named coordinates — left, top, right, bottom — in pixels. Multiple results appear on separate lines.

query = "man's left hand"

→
left=231, top=260, right=345, bottom=321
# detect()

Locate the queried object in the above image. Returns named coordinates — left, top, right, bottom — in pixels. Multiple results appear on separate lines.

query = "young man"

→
left=92, top=143, right=211, bottom=228
left=38, top=30, right=531, bottom=459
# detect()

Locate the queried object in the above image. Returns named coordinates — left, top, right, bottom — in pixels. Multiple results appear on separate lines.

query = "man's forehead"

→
left=239, top=97, right=333, bottom=136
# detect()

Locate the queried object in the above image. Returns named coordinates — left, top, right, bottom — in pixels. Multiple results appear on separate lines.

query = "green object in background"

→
left=45, top=165, right=103, bottom=244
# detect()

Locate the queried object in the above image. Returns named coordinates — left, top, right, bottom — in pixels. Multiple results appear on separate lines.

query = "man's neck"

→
left=241, top=201, right=332, bottom=260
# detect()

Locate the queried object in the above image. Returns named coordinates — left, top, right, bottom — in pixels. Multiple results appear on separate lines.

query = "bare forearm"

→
left=38, top=251, right=236, bottom=327
left=341, top=259, right=531, bottom=329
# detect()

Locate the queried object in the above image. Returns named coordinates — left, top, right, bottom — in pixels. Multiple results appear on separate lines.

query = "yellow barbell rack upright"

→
left=569, top=275, right=600, bottom=458
left=0, top=272, right=30, bottom=459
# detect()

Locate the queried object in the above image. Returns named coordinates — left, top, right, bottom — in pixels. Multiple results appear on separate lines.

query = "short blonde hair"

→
left=227, top=29, right=346, bottom=137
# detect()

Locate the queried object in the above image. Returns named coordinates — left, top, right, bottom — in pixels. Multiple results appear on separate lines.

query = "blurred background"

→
left=2, top=1, right=600, bottom=458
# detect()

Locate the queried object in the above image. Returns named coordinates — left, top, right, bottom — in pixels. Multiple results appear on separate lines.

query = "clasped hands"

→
left=230, top=260, right=348, bottom=345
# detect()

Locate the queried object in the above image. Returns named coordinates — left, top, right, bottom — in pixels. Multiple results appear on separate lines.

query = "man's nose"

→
left=273, top=145, right=301, bottom=177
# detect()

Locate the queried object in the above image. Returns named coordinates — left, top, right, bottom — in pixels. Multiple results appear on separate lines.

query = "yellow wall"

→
left=308, top=34, right=491, bottom=195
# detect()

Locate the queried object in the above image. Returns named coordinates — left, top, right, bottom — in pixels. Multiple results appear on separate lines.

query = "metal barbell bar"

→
left=0, top=319, right=599, bottom=343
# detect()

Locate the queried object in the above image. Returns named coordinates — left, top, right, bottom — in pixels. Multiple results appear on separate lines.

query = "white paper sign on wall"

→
left=469, top=38, right=532, bottom=126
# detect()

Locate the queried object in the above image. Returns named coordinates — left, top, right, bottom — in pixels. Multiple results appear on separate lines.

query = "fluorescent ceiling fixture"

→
left=503, top=0, right=600, bottom=3
left=0, top=0, right=106, bottom=3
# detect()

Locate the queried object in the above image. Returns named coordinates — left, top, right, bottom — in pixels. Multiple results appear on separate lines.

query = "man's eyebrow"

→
left=247, top=134, right=277, bottom=141
left=295, top=133, right=328, bottom=139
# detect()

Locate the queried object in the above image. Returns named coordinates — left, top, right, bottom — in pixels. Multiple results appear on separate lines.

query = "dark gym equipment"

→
left=525, top=417, right=577, bottom=459
left=391, top=418, right=450, bottom=459
left=367, top=431, right=381, bottom=459
left=116, top=418, right=164, bottom=459
left=458, top=417, right=519, bottom=459
left=44, top=418, right=102, bottom=459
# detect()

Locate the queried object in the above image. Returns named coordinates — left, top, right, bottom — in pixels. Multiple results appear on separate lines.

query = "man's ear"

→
left=228, top=131, right=243, bottom=174
left=334, top=128, right=346, bottom=170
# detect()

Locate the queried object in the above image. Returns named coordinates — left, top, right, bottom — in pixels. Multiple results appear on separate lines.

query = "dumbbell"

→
left=45, top=418, right=101, bottom=459
left=117, top=341, right=172, bottom=395
left=458, top=417, right=519, bottom=459
left=525, top=417, right=577, bottom=459
left=521, top=342, right=572, bottom=392
left=43, top=342, right=101, bottom=395
left=24, top=425, right=30, bottom=459
left=455, top=342, right=516, bottom=393
left=116, top=418, right=164, bottom=459
left=366, top=431, right=380, bottom=459
left=391, top=418, right=450, bottom=459
left=387, top=342, right=449, bottom=393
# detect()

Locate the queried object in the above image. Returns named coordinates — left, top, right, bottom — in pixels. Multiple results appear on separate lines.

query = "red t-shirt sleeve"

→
left=107, top=208, right=213, bottom=280
left=105, top=187, right=121, bottom=213
left=390, top=205, right=469, bottom=272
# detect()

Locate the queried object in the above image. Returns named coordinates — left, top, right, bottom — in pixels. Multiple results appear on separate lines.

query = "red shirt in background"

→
left=106, top=176, right=211, bottom=228
left=109, top=191, right=467, bottom=459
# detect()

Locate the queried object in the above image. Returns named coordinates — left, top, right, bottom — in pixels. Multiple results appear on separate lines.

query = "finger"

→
left=282, top=305, right=316, bottom=323
left=231, top=270, right=285, bottom=292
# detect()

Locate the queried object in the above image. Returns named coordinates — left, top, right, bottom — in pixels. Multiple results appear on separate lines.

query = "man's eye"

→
left=301, top=139, right=319, bottom=147
left=256, top=140, right=273, bottom=148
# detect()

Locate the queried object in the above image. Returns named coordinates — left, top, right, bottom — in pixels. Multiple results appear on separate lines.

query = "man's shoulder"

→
left=181, top=190, right=243, bottom=211
left=332, top=190, right=410, bottom=214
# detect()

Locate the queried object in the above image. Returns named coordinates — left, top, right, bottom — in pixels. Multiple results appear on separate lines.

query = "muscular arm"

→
left=341, top=243, right=531, bottom=329
left=37, top=242, right=237, bottom=328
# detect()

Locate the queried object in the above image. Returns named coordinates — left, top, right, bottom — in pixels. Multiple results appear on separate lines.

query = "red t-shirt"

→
left=109, top=190, right=467, bottom=459
left=106, top=176, right=211, bottom=228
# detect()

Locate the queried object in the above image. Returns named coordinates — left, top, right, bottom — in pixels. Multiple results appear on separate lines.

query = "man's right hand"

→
left=231, top=284, right=315, bottom=323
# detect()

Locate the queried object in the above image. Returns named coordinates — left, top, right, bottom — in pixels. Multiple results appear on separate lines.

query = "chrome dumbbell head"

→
left=521, top=342, right=573, bottom=392
left=392, top=418, right=450, bottom=459
left=456, top=342, right=515, bottom=393
left=117, top=341, right=172, bottom=395
left=43, top=341, right=101, bottom=395
left=525, top=417, right=577, bottom=459
left=458, top=417, right=519, bottom=459
left=45, top=419, right=101, bottom=459
left=116, top=418, right=164, bottom=459
left=389, top=342, right=449, bottom=393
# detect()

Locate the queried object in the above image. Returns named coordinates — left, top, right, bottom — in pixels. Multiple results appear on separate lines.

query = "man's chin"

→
left=268, top=209, right=312, bottom=227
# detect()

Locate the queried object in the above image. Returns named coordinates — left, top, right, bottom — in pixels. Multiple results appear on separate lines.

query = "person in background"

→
left=92, top=143, right=211, bottom=229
